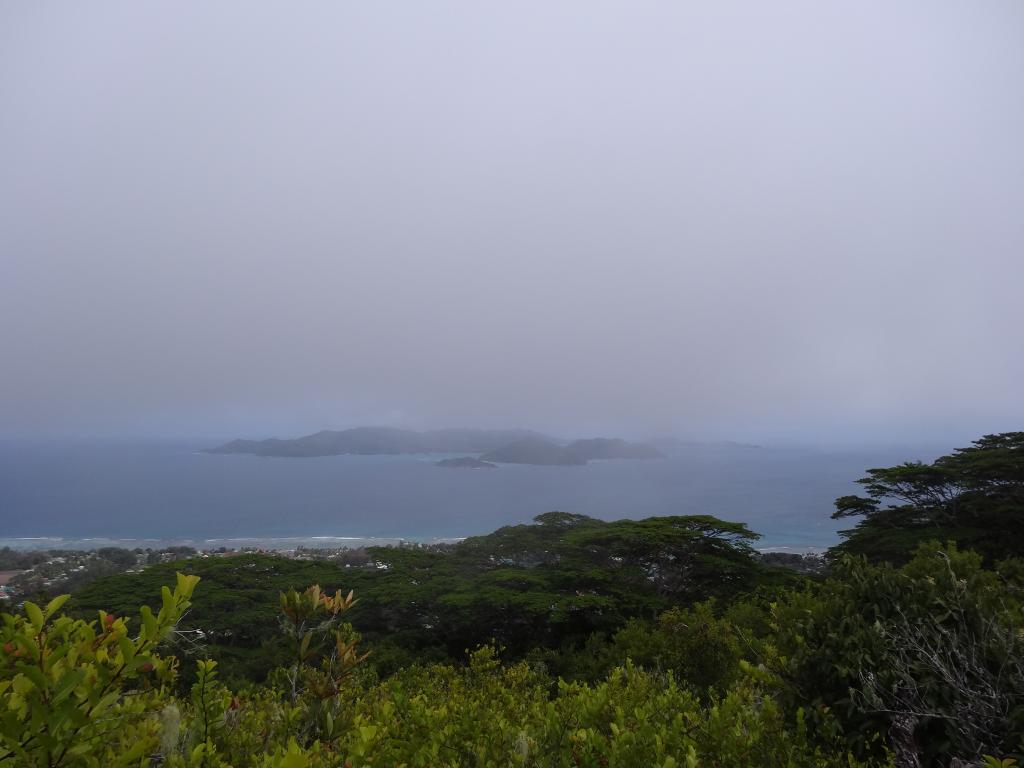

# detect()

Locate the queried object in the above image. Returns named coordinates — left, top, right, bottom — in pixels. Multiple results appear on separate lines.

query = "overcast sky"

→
left=1, top=2, right=1022, bottom=444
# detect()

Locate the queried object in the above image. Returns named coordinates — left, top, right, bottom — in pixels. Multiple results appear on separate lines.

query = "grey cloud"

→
left=1, top=1, right=1022, bottom=444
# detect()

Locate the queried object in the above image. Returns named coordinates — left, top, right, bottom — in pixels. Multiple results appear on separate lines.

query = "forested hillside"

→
left=64, top=512, right=790, bottom=685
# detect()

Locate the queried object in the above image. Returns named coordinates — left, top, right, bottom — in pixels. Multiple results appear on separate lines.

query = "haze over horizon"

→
left=2, top=2, right=1022, bottom=447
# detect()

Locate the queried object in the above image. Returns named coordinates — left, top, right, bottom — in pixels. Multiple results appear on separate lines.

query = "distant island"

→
left=435, top=457, right=498, bottom=469
left=207, top=427, right=665, bottom=466
left=206, top=427, right=548, bottom=458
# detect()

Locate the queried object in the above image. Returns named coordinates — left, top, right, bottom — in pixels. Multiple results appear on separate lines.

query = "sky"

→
left=1, top=1, right=1022, bottom=445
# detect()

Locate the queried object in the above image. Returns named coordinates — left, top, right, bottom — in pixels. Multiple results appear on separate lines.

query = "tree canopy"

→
left=830, top=432, right=1024, bottom=563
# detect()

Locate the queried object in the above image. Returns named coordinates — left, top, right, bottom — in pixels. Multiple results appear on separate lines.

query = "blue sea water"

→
left=0, top=439, right=941, bottom=551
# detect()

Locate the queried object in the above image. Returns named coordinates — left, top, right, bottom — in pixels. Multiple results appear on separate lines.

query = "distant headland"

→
left=206, top=427, right=665, bottom=466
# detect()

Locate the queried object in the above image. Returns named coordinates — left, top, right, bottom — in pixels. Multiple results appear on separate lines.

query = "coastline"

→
left=1, top=534, right=829, bottom=555
left=0, top=535, right=465, bottom=552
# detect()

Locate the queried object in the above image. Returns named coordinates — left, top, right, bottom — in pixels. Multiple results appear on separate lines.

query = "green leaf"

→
left=140, top=605, right=158, bottom=641
left=19, top=666, right=45, bottom=690
left=44, top=594, right=70, bottom=619
left=52, top=670, right=86, bottom=704
left=117, top=634, right=136, bottom=663
left=25, top=602, right=44, bottom=631
left=161, top=585, right=173, bottom=617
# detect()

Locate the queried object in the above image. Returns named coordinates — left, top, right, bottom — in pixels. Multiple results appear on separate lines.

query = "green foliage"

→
left=363, top=511, right=781, bottom=663
left=314, top=652, right=872, bottom=768
left=0, top=573, right=198, bottom=767
left=831, top=431, right=1024, bottom=563
left=771, top=543, right=1024, bottom=764
left=189, top=659, right=230, bottom=757
left=69, top=555, right=359, bottom=689
left=982, top=757, right=1019, bottom=768
left=3, top=572, right=888, bottom=767
left=165, top=645, right=879, bottom=768
left=597, top=599, right=751, bottom=695
left=17, top=543, right=1024, bottom=766
left=0, top=547, right=50, bottom=571
left=70, top=513, right=793, bottom=687
left=277, top=585, right=369, bottom=714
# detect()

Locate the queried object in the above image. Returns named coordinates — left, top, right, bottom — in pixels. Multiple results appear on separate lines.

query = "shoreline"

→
left=0, top=535, right=830, bottom=555
left=0, top=535, right=464, bottom=552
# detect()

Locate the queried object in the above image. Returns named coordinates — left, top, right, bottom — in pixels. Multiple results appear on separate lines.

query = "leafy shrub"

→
left=0, top=573, right=198, bottom=767
left=772, top=543, right=1024, bottom=765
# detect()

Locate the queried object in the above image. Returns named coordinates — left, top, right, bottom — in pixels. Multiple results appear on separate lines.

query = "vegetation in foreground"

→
left=1, top=433, right=1022, bottom=766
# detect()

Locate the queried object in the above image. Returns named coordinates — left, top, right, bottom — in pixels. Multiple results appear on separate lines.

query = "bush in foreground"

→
left=2, top=578, right=882, bottom=767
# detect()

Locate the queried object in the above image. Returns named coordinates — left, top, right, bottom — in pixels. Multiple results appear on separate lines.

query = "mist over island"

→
left=206, top=427, right=665, bottom=465
left=2, top=2, right=1023, bottom=763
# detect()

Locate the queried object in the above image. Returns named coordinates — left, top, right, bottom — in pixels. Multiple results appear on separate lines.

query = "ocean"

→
left=0, top=439, right=941, bottom=552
